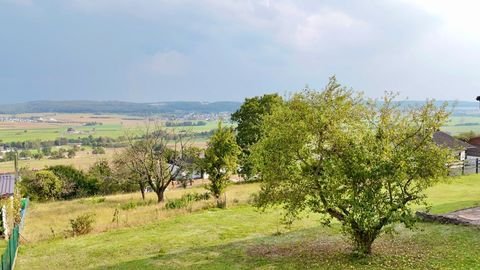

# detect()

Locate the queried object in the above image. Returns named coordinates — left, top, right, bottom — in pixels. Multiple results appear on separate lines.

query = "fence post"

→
left=462, top=162, right=465, bottom=175
left=476, top=158, right=479, bottom=174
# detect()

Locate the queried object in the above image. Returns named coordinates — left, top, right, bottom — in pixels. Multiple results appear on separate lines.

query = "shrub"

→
left=120, top=201, right=137, bottom=210
left=70, top=213, right=95, bottom=236
left=165, top=192, right=211, bottom=210
left=19, top=170, right=62, bottom=201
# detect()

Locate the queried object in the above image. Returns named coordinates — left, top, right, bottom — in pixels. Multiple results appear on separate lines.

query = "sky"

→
left=0, top=0, right=479, bottom=103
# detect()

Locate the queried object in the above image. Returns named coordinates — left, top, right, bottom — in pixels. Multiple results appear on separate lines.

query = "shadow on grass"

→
left=96, top=226, right=445, bottom=270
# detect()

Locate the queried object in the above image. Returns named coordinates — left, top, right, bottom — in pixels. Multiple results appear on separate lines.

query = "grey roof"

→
left=433, top=131, right=475, bottom=150
left=0, top=174, right=15, bottom=197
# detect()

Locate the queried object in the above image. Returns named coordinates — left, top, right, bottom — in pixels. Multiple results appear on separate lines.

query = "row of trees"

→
left=19, top=161, right=137, bottom=201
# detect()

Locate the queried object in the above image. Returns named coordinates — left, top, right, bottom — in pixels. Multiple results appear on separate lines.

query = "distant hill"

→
left=0, top=100, right=477, bottom=115
left=0, top=101, right=242, bottom=114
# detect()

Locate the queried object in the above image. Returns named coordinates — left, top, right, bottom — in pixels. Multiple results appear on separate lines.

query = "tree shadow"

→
left=95, top=226, right=436, bottom=270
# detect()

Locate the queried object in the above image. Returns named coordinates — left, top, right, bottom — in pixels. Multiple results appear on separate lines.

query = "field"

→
left=0, top=113, right=228, bottom=143
left=443, top=115, right=480, bottom=134
left=15, top=175, right=480, bottom=269
left=0, top=148, right=117, bottom=173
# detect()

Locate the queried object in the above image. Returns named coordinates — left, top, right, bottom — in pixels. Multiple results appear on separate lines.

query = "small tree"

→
left=67, top=149, right=76, bottom=159
left=113, top=152, right=147, bottom=199
left=203, top=123, right=241, bottom=207
left=120, top=123, right=194, bottom=202
left=88, top=159, right=117, bottom=194
left=252, top=77, right=452, bottom=255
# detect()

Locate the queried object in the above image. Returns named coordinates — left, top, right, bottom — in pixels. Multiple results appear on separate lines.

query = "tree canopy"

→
left=231, top=93, right=283, bottom=180
left=204, top=123, right=241, bottom=207
left=252, top=77, right=452, bottom=255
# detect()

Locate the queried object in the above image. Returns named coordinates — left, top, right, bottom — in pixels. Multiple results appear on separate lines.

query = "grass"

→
left=0, top=148, right=117, bottom=173
left=15, top=175, right=480, bottom=269
left=20, top=182, right=258, bottom=243
left=425, top=174, right=480, bottom=213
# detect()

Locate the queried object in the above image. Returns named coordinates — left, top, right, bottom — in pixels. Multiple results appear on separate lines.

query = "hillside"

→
left=0, top=101, right=242, bottom=114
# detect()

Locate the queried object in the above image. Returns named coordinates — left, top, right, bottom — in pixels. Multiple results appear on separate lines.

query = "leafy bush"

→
left=19, top=170, right=63, bottom=201
left=120, top=199, right=155, bottom=210
left=70, top=213, right=95, bottom=236
left=165, top=192, right=211, bottom=210
left=120, top=201, right=137, bottom=210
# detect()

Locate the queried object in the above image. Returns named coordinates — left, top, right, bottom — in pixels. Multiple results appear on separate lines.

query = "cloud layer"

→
left=0, top=0, right=478, bottom=102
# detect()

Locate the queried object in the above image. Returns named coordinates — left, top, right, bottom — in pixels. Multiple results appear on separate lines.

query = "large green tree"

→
left=231, top=93, right=283, bottom=180
left=252, top=77, right=452, bottom=255
left=203, top=123, right=241, bottom=207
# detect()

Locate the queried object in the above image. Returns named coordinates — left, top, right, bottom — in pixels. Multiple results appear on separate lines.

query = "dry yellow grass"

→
left=0, top=149, right=118, bottom=173
left=22, top=182, right=259, bottom=243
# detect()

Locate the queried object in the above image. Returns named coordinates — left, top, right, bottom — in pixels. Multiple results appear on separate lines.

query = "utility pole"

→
left=14, top=149, right=19, bottom=180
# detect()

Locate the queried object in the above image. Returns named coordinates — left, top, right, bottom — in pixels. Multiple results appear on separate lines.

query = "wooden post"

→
left=462, top=162, right=465, bottom=175
left=474, top=159, right=477, bottom=173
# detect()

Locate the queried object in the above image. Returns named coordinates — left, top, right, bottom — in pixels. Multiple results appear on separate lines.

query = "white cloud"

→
left=400, top=0, right=480, bottom=43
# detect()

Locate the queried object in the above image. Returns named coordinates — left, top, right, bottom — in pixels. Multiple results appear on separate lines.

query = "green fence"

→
left=0, top=198, right=29, bottom=270
left=1, top=226, right=18, bottom=270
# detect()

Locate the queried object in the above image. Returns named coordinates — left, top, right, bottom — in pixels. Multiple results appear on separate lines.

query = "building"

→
left=433, top=131, right=477, bottom=160
left=0, top=174, right=16, bottom=238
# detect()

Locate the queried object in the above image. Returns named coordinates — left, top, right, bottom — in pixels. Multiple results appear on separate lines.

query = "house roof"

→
left=433, top=131, right=475, bottom=150
left=468, top=136, right=480, bottom=146
left=0, top=174, right=15, bottom=197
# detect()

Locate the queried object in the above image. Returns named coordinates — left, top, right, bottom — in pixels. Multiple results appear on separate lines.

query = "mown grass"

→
left=425, top=174, right=480, bottom=213
left=16, top=175, right=480, bottom=269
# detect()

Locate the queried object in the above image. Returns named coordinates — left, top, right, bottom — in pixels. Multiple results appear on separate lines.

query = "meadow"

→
left=0, top=148, right=117, bottom=173
left=15, top=174, right=480, bottom=269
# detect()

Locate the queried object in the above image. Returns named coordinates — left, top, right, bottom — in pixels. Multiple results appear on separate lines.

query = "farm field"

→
left=442, top=115, right=480, bottom=135
left=0, top=148, right=118, bottom=173
left=0, top=113, right=230, bottom=143
left=16, top=175, right=480, bottom=269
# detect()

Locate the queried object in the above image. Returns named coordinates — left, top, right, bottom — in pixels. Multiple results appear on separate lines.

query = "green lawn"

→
left=16, top=175, right=480, bottom=269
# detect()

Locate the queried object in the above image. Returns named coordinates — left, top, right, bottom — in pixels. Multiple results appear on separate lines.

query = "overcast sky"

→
left=1, top=0, right=479, bottom=103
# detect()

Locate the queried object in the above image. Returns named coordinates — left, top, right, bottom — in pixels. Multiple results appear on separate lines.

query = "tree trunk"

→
left=138, top=182, right=146, bottom=200
left=156, top=190, right=165, bottom=203
left=352, top=230, right=377, bottom=256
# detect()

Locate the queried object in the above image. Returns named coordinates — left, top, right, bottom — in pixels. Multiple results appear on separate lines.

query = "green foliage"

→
left=69, top=213, right=95, bottom=236
left=203, top=123, right=241, bottom=202
left=252, top=77, right=452, bottom=255
left=92, top=147, right=106, bottom=155
left=164, top=192, right=211, bottom=210
left=48, top=165, right=97, bottom=199
left=20, top=170, right=62, bottom=201
left=231, top=93, right=283, bottom=180
left=87, top=159, right=121, bottom=194
left=120, top=201, right=137, bottom=210
left=67, top=149, right=76, bottom=158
